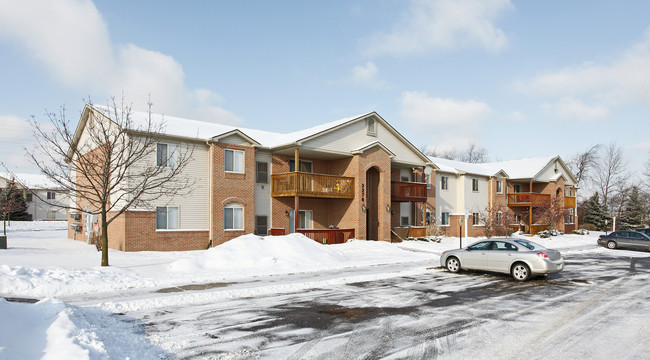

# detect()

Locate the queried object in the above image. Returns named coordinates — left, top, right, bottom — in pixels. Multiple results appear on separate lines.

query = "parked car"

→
left=597, top=230, right=650, bottom=251
left=635, top=228, right=650, bottom=237
left=440, top=238, right=564, bottom=281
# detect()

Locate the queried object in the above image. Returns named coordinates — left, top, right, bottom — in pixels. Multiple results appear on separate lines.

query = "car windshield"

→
left=513, top=239, right=545, bottom=250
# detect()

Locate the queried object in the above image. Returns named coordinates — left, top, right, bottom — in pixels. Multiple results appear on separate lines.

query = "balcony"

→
left=507, top=192, right=550, bottom=207
left=564, top=196, right=576, bottom=208
left=297, top=228, right=355, bottom=245
left=391, top=181, right=427, bottom=202
left=271, top=172, right=355, bottom=199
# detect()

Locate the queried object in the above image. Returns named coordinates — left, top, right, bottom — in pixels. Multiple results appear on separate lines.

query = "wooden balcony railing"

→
left=297, top=228, right=355, bottom=245
left=507, top=192, right=550, bottom=206
left=271, top=172, right=355, bottom=199
left=391, top=181, right=427, bottom=202
left=564, top=196, right=576, bottom=208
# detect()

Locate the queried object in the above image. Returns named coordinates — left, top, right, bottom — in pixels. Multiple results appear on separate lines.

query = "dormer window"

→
left=366, top=118, right=377, bottom=136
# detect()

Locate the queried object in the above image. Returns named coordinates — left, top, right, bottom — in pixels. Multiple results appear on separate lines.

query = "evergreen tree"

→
left=583, top=192, right=609, bottom=231
left=619, top=186, right=646, bottom=229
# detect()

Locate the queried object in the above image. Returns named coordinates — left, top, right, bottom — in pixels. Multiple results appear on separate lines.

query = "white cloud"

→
left=0, top=0, right=240, bottom=125
left=0, top=115, right=31, bottom=142
left=400, top=91, right=492, bottom=150
left=364, top=0, right=512, bottom=57
left=346, top=62, right=388, bottom=90
left=516, top=27, right=650, bottom=110
left=543, top=98, right=609, bottom=121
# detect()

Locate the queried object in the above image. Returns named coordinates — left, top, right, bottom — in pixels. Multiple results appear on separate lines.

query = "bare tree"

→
left=478, top=204, right=513, bottom=238
left=567, top=144, right=601, bottom=187
left=460, top=142, right=488, bottom=163
left=593, top=143, right=627, bottom=210
left=27, top=98, right=194, bottom=266
left=536, top=195, right=569, bottom=231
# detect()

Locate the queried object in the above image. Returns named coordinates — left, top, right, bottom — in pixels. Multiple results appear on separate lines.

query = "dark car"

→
left=635, top=228, right=650, bottom=237
left=597, top=230, right=650, bottom=251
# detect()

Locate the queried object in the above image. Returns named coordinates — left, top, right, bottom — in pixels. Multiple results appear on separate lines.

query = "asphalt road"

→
left=130, top=250, right=650, bottom=359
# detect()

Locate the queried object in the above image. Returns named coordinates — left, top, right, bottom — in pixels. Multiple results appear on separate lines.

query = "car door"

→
left=616, top=231, right=635, bottom=248
left=629, top=232, right=650, bottom=249
left=463, top=241, right=490, bottom=270
left=487, top=241, right=518, bottom=273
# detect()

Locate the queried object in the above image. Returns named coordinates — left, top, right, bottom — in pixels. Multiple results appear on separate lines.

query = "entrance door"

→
left=366, top=167, right=380, bottom=240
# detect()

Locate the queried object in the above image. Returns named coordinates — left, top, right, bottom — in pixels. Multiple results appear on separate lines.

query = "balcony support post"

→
left=294, top=148, right=300, bottom=232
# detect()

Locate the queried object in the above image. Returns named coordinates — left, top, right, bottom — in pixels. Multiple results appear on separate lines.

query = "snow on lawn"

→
left=0, top=221, right=613, bottom=359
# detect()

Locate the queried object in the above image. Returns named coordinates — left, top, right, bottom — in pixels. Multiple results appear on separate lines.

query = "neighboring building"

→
left=0, top=173, right=69, bottom=221
left=429, top=156, right=578, bottom=236
left=67, top=105, right=435, bottom=251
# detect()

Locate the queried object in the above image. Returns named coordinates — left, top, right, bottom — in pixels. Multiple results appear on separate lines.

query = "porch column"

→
left=422, top=166, right=426, bottom=226
left=528, top=205, right=532, bottom=234
left=294, top=148, right=300, bottom=233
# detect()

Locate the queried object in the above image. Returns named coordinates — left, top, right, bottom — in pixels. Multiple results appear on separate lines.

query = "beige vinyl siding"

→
left=218, top=134, right=252, bottom=146
left=118, top=137, right=210, bottom=230
left=301, top=119, right=424, bottom=165
left=254, top=151, right=272, bottom=223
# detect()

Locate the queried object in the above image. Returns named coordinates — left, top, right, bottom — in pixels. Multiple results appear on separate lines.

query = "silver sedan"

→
left=440, top=238, right=564, bottom=281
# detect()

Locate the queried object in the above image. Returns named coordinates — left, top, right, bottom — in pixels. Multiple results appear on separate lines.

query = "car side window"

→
left=469, top=242, right=490, bottom=251
left=630, top=232, right=642, bottom=239
left=492, top=241, right=517, bottom=251
left=618, top=232, right=628, bottom=238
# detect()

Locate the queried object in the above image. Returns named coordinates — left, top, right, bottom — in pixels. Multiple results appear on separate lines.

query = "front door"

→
left=366, top=167, right=380, bottom=240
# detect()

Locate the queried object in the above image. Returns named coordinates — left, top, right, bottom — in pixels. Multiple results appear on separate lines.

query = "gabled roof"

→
left=80, top=105, right=431, bottom=164
left=352, top=141, right=396, bottom=158
left=428, top=155, right=578, bottom=185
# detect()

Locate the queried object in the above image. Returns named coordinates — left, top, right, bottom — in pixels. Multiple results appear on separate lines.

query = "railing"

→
left=297, top=228, right=355, bottom=245
left=507, top=192, right=550, bottom=206
left=391, top=181, right=427, bottom=202
left=271, top=172, right=355, bottom=199
left=564, top=196, right=576, bottom=208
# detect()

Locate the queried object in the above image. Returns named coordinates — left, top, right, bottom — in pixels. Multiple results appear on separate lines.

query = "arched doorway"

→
left=366, top=167, right=380, bottom=240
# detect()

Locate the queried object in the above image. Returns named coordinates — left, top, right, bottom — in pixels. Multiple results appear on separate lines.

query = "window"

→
left=289, top=210, right=313, bottom=232
left=469, top=241, right=491, bottom=251
left=513, top=184, right=522, bottom=193
left=47, top=191, right=56, bottom=200
left=366, top=118, right=377, bottom=136
left=426, top=209, right=432, bottom=225
left=441, top=212, right=450, bottom=226
left=401, top=216, right=410, bottom=226
left=25, top=193, right=33, bottom=202
left=401, top=175, right=410, bottom=182
left=224, top=203, right=244, bottom=230
left=225, top=149, right=244, bottom=173
left=496, top=180, right=502, bottom=194
left=565, top=208, right=574, bottom=224
left=441, top=176, right=448, bottom=190
left=156, top=206, right=179, bottom=230
left=425, top=173, right=432, bottom=189
left=156, top=143, right=179, bottom=168
left=289, top=160, right=312, bottom=173
left=496, top=211, right=502, bottom=224
left=255, top=216, right=268, bottom=235
left=472, top=212, right=480, bottom=225
left=256, top=162, right=268, bottom=183
left=472, top=178, right=479, bottom=192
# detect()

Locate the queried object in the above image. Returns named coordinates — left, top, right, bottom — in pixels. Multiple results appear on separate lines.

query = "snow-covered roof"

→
left=0, top=173, right=62, bottom=190
left=91, top=105, right=364, bottom=149
left=428, top=155, right=573, bottom=182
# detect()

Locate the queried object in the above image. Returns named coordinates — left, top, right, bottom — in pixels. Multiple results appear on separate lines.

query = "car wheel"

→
left=511, top=263, right=530, bottom=281
left=446, top=257, right=461, bottom=273
left=607, top=241, right=617, bottom=249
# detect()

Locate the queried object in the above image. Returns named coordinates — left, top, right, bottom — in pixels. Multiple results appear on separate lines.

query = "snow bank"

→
left=2, top=220, right=67, bottom=232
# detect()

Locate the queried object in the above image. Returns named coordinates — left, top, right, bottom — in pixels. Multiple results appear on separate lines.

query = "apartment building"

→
left=0, top=173, right=69, bottom=221
left=67, top=105, right=435, bottom=251
left=430, top=156, right=578, bottom=236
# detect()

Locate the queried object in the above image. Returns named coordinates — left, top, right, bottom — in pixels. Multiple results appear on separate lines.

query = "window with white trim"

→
left=366, top=118, right=377, bottom=136
left=289, top=209, right=313, bottom=232
left=156, top=143, right=179, bottom=168
left=156, top=206, right=179, bottom=230
left=225, top=149, right=244, bottom=173
left=496, top=211, right=502, bottom=224
left=472, top=212, right=480, bottom=225
left=441, top=212, right=450, bottom=226
left=47, top=191, right=56, bottom=200
left=496, top=180, right=503, bottom=194
left=224, top=203, right=244, bottom=230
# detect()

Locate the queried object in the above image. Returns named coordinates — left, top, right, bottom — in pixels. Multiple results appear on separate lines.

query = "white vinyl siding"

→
left=255, top=151, right=272, bottom=226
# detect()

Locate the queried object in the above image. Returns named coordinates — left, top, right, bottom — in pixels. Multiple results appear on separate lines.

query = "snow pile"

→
left=169, top=233, right=351, bottom=274
left=0, top=298, right=169, bottom=359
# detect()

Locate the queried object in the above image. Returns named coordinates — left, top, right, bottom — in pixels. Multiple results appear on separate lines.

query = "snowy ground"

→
left=0, top=221, right=647, bottom=359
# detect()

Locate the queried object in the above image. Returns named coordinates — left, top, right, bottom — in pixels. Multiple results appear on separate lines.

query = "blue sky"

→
left=1, top=0, right=649, bottom=183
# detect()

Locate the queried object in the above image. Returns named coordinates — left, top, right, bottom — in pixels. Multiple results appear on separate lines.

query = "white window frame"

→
left=366, top=118, right=377, bottom=136
left=46, top=191, right=56, bottom=200
left=472, top=212, right=480, bottom=226
left=156, top=206, right=179, bottom=230
left=441, top=212, right=450, bottom=226
left=496, top=180, right=503, bottom=194
left=224, top=203, right=244, bottom=230
left=156, top=143, right=179, bottom=168
left=289, top=210, right=313, bottom=232
left=225, top=149, right=245, bottom=173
